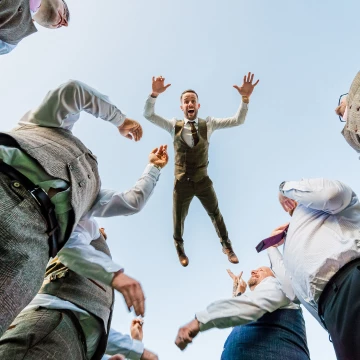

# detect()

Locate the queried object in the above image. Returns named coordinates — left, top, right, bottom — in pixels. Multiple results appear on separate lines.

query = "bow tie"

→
left=255, top=225, right=289, bottom=253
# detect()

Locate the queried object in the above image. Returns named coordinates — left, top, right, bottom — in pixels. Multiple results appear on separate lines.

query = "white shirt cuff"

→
left=109, top=112, right=126, bottom=127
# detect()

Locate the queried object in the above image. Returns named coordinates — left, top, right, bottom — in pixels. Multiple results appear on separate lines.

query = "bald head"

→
left=247, top=266, right=274, bottom=290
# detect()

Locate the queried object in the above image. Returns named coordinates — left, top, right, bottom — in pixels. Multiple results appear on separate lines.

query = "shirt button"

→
left=68, top=164, right=73, bottom=170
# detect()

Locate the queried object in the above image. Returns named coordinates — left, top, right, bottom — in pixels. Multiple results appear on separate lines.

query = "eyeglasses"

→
left=338, top=93, right=348, bottom=122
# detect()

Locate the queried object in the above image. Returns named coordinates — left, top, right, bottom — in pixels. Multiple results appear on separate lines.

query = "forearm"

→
left=209, top=101, right=249, bottom=131
left=267, top=248, right=296, bottom=302
left=58, top=243, right=122, bottom=286
left=282, top=178, right=353, bottom=214
left=105, top=328, right=144, bottom=359
left=21, top=80, right=125, bottom=129
left=143, top=95, right=174, bottom=134
left=90, top=164, right=160, bottom=217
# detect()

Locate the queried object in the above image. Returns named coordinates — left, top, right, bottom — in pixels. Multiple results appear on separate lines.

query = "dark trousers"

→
left=221, top=309, right=310, bottom=360
left=0, top=308, right=87, bottom=360
left=319, top=260, right=360, bottom=360
left=173, top=176, right=228, bottom=242
left=0, top=173, right=49, bottom=338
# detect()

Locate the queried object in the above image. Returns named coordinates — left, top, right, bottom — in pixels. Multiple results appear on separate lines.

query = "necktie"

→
left=189, top=121, right=199, bottom=146
left=255, top=225, right=289, bottom=253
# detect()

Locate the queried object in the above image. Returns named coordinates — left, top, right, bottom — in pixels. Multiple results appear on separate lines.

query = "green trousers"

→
left=173, top=176, right=228, bottom=242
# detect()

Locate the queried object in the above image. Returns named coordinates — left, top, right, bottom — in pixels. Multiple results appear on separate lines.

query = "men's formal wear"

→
left=0, top=0, right=38, bottom=54
left=273, top=178, right=360, bottom=359
left=0, top=80, right=125, bottom=337
left=143, top=95, right=248, bottom=263
left=194, top=277, right=309, bottom=360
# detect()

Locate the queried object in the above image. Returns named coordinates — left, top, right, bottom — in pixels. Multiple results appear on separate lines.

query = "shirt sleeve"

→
left=57, top=218, right=123, bottom=286
left=103, top=327, right=144, bottom=360
left=0, top=40, right=17, bottom=55
left=88, top=164, right=161, bottom=218
left=282, top=178, right=353, bottom=214
left=19, top=80, right=126, bottom=130
left=267, top=247, right=298, bottom=302
left=207, top=101, right=248, bottom=133
left=196, top=278, right=290, bottom=331
left=143, top=95, right=176, bottom=135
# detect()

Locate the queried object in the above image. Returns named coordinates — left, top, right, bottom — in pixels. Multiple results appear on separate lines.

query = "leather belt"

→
left=0, top=159, right=60, bottom=258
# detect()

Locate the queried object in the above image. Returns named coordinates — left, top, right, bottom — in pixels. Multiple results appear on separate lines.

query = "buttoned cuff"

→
left=195, top=311, right=215, bottom=332
left=109, top=112, right=126, bottom=127
left=144, top=164, right=161, bottom=181
left=147, top=95, right=157, bottom=103
left=127, top=339, right=145, bottom=360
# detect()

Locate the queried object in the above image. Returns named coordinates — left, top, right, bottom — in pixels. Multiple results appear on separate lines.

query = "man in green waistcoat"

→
left=143, top=72, right=259, bottom=267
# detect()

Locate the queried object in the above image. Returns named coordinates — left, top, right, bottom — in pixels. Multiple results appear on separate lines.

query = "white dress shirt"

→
left=143, top=95, right=248, bottom=147
left=196, top=276, right=298, bottom=332
left=275, top=178, right=360, bottom=323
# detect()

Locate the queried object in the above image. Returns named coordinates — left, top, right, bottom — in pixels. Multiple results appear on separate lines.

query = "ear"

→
left=180, top=104, right=184, bottom=111
left=197, top=103, right=201, bottom=109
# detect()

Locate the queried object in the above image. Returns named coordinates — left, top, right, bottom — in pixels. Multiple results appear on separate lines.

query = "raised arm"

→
left=279, top=178, right=354, bottom=215
left=208, top=72, right=259, bottom=132
left=175, top=278, right=289, bottom=350
left=143, top=76, right=176, bottom=134
left=19, top=79, right=143, bottom=141
left=267, top=247, right=297, bottom=302
left=88, top=145, right=168, bottom=217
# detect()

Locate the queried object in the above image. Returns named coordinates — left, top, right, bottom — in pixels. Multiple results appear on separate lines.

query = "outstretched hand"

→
left=118, top=118, right=143, bottom=141
left=233, top=72, right=259, bottom=98
left=175, top=319, right=200, bottom=351
left=227, top=269, right=247, bottom=295
left=149, top=145, right=169, bottom=168
left=152, top=76, right=171, bottom=96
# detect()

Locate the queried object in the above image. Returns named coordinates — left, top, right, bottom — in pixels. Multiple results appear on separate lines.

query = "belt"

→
left=0, top=160, right=60, bottom=258
left=318, top=257, right=360, bottom=329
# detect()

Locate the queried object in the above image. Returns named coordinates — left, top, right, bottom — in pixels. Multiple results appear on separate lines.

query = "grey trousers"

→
left=0, top=173, right=49, bottom=337
left=0, top=308, right=87, bottom=359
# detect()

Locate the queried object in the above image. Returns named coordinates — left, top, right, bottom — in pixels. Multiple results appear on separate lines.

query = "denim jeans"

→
left=221, top=309, right=310, bottom=360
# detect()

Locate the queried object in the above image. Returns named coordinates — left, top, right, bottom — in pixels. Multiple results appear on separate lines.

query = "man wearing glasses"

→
left=335, top=72, right=360, bottom=153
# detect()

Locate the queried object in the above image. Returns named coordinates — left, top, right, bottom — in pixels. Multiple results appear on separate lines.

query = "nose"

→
left=251, top=270, right=256, bottom=276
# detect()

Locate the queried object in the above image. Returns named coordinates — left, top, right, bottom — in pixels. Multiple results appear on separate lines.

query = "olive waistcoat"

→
left=174, top=119, right=209, bottom=182
left=39, top=234, right=114, bottom=360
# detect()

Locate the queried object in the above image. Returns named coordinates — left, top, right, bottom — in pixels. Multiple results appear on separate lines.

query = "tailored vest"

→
left=0, top=0, right=37, bottom=45
left=174, top=119, right=209, bottom=182
left=1, top=125, right=101, bottom=243
left=39, top=234, right=114, bottom=360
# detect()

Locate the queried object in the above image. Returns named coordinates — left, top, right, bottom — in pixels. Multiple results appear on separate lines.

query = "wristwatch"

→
left=242, top=95, right=249, bottom=104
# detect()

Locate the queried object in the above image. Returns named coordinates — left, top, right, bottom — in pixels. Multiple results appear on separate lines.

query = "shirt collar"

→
left=184, top=117, right=198, bottom=124
left=29, top=0, right=42, bottom=15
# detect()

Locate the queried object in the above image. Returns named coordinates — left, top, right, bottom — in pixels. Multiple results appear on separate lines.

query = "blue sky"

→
left=1, top=0, right=359, bottom=359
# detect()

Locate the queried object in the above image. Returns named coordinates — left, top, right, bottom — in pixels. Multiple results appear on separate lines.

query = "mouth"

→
left=187, top=109, right=195, bottom=116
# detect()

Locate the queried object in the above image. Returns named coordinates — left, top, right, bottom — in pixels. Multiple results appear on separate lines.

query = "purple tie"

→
left=255, top=225, right=289, bottom=253
left=29, top=0, right=42, bottom=13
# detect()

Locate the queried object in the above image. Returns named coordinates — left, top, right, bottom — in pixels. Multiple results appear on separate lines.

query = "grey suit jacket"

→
left=0, top=0, right=37, bottom=45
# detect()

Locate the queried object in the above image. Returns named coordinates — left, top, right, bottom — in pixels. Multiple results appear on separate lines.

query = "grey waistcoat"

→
left=0, top=0, right=37, bottom=45
left=174, top=119, right=209, bottom=182
left=2, top=125, right=101, bottom=243
left=39, top=234, right=114, bottom=360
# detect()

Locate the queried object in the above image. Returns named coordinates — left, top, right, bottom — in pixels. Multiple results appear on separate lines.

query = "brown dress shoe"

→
left=221, top=239, right=239, bottom=264
left=174, top=241, right=189, bottom=267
